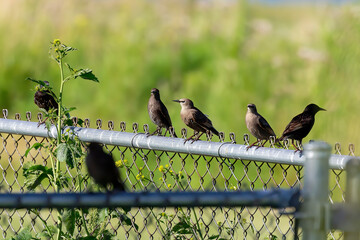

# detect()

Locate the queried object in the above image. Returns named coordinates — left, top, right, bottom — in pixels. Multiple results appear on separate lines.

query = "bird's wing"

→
left=159, top=101, right=172, bottom=126
left=190, top=108, right=219, bottom=136
left=258, top=116, right=276, bottom=136
left=282, top=113, right=309, bottom=136
left=193, top=108, right=213, bottom=129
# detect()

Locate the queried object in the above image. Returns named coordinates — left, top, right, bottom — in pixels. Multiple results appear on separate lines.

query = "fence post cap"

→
left=304, top=141, right=331, bottom=152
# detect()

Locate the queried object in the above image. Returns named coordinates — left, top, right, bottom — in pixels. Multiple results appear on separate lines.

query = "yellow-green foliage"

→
left=1, top=0, right=360, bottom=147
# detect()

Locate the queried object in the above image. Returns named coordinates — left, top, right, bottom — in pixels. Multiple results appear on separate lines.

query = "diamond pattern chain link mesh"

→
left=0, top=111, right=349, bottom=239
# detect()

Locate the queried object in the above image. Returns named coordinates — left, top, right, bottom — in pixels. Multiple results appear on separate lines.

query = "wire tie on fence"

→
left=26, top=111, right=32, bottom=121
left=229, top=132, right=236, bottom=144
left=169, top=126, right=176, bottom=138
left=181, top=128, right=187, bottom=139
left=132, top=122, right=139, bottom=133
left=96, top=119, right=102, bottom=129
left=269, top=136, right=276, bottom=148
left=284, top=139, right=289, bottom=149
left=120, top=121, right=126, bottom=132
left=243, top=134, right=249, bottom=145
left=37, top=112, right=43, bottom=123
left=108, top=120, right=114, bottom=131
left=349, top=143, right=355, bottom=156
left=334, top=142, right=341, bottom=155
left=143, top=124, right=149, bottom=134
left=206, top=130, right=213, bottom=142
left=15, top=113, right=21, bottom=120
left=84, top=118, right=90, bottom=128
left=72, top=117, right=78, bottom=126
left=219, top=132, right=225, bottom=143
left=2, top=109, right=8, bottom=119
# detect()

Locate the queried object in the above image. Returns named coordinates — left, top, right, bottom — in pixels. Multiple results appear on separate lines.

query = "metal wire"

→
left=0, top=111, right=348, bottom=239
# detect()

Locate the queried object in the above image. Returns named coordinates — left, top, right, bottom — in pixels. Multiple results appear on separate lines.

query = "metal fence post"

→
left=301, top=141, right=331, bottom=240
left=344, top=159, right=360, bottom=240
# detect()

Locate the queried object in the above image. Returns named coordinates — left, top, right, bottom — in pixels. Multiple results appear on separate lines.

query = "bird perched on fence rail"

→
left=34, top=81, right=58, bottom=113
left=245, top=103, right=277, bottom=149
left=173, top=98, right=219, bottom=143
left=278, top=103, right=326, bottom=151
left=85, top=142, right=125, bottom=192
left=147, top=88, right=177, bottom=137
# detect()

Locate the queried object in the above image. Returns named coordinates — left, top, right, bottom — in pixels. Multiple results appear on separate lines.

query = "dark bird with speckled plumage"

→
left=85, top=142, right=125, bottom=192
left=173, top=98, right=219, bottom=143
left=148, top=88, right=177, bottom=137
left=246, top=103, right=276, bottom=149
left=34, top=81, right=58, bottom=113
left=278, top=103, right=326, bottom=151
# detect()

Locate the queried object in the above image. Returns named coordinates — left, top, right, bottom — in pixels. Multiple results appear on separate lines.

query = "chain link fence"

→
left=0, top=110, right=350, bottom=239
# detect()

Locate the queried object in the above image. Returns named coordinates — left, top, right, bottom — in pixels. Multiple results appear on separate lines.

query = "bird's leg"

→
left=168, top=126, right=177, bottom=138
left=247, top=139, right=261, bottom=149
left=147, top=127, right=161, bottom=137
left=294, top=140, right=303, bottom=154
left=191, top=132, right=204, bottom=143
left=258, top=139, right=268, bottom=149
left=292, top=139, right=301, bottom=152
left=184, top=131, right=199, bottom=143
left=163, top=128, right=169, bottom=137
left=37, top=117, right=50, bottom=127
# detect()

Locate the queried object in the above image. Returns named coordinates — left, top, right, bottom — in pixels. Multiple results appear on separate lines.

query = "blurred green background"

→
left=1, top=0, right=360, bottom=149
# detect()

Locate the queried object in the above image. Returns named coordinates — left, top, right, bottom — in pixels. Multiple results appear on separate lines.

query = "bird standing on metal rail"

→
left=173, top=98, right=219, bottom=143
left=245, top=103, right=277, bottom=149
left=85, top=142, right=125, bottom=192
left=147, top=88, right=177, bottom=137
left=278, top=103, right=326, bottom=151
left=34, top=81, right=58, bottom=113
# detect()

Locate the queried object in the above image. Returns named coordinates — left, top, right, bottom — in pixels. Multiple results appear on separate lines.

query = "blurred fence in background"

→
left=0, top=110, right=355, bottom=239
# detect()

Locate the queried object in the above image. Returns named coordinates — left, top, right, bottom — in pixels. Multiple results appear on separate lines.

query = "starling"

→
left=245, top=103, right=276, bottom=149
left=85, top=142, right=125, bottom=192
left=34, top=81, right=58, bottom=112
left=173, top=98, right=219, bottom=143
left=278, top=103, right=326, bottom=151
left=148, top=88, right=177, bottom=137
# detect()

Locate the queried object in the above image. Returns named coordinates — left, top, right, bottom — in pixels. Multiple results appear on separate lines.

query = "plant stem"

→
left=73, top=149, right=91, bottom=236
left=192, top=208, right=204, bottom=240
left=57, top=57, right=64, bottom=145
left=30, top=210, right=56, bottom=240
left=55, top=52, right=65, bottom=240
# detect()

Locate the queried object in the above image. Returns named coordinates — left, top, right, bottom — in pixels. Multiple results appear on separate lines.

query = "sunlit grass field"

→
left=1, top=0, right=360, bottom=148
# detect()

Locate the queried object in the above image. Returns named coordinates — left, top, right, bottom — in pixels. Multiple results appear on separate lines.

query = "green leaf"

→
left=27, top=172, right=50, bottom=190
left=77, top=237, right=97, bottom=240
left=74, top=69, right=99, bottom=82
left=208, top=235, right=220, bottom=239
left=23, top=162, right=53, bottom=190
left=14, top=227, right=34, bottom=240
left=119, top=213, right=138, bottom=230
left=172, top=220, right=193, bottom=234
left=63, top=209, right=76, bottom=236
left=63, top=45, right=77, bottom=52
left=65, top=63, right=75, bottom=73
left=38, top=225, right=57, bottom=239
left=24, top=142, right=44, bottom=157
left=98, top=208, right=109, bottom=222
left=56, top=143, right=68, bottom=162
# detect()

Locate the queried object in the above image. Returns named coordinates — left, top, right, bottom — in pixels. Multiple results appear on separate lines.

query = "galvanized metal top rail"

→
left=0, top=189, right=298, bottom=209
left=0, top=118, right=356, bottom=170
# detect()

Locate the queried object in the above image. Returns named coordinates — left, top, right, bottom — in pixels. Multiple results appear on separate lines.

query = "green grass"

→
left=1, top=1, right=360, bottom=149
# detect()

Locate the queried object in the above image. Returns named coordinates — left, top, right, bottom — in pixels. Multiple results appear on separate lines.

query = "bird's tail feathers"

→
left=113, top=180, right=126, bottom=192
left=210, top=127, right=219, bottom=136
